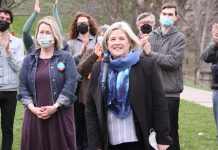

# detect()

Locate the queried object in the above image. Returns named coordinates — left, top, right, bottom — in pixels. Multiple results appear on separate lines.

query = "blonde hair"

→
left=34, top=16, right=63, bottom=49
left=103, top=21, right=140, bottom=51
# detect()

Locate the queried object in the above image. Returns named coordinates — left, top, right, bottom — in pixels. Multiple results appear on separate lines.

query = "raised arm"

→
left=201, top=23, right=218, bottom=63
left=22, top=0, right=40, bottom=51
left=52, top=0, right=63, bottom=34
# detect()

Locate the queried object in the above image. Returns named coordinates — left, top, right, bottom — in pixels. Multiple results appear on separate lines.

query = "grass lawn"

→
left=12, top=103, right=24, bottom=150
left=184, top=82, right=212, bottom=91
left=179, top=100, right=218, bottom=150
left=0, top=100, right=217, bottom=149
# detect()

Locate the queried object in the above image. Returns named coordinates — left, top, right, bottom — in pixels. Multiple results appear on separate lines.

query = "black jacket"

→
left=201, top=41, right=218, bottom=89
left=85, top=56, right=172, bottom=150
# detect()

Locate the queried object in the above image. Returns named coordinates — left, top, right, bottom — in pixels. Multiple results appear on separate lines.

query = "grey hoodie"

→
left=147, top=26, right=187, bottom=97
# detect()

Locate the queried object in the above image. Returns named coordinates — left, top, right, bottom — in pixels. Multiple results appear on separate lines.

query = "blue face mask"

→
left=159, top=16, right=174, bottom=28
left=37, top=35, right=54, bottom=49
left=97, top=36, right=104, bottom=44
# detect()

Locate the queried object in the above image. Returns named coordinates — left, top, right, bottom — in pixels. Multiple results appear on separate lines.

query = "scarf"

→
left=99, top=50, right=140, bottom=119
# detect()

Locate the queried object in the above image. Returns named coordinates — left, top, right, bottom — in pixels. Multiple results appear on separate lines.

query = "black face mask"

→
left=140, top=23, right=152, bottom=34
left=77, top=23, right=89, bottom=34
left=0, top=20, right=10, bottom=32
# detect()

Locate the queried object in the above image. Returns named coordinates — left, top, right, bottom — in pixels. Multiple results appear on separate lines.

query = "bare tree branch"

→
left=10, top=0, right=27, bottom=9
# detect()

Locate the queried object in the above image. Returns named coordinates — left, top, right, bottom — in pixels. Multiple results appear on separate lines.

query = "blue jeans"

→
left=212, top=90, right=218, bottom=140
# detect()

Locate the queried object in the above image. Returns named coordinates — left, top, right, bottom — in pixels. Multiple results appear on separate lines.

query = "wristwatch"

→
left=54, top=103, right=62, bottom=111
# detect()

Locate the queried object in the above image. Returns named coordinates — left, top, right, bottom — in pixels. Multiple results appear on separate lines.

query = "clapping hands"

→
left=212, top=23, right=218, bottom=46
left=0, top=33, right=10, bottom=56
left=95, top=42, right=103, bottom=56
left=140, top=34, right=152, bottom=55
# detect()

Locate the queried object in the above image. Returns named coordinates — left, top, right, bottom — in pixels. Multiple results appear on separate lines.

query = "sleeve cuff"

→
left=56, top=94, right=76, bottom=107
left=210, top=41, right=218, bottom=50
left=20, top=96, right=34, bottom=107
left=146, top=51, right=155, bottom=57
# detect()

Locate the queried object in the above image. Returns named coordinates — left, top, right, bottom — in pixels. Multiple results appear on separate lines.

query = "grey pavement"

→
left=181, top=85, right=212, bottom=107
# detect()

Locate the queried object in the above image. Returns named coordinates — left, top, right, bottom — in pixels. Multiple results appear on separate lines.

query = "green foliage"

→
left=11, top=13, right=73, bottom=38
left=11, top=15, right=37, bottom=37
left=180, top=100, right=218, bottom=149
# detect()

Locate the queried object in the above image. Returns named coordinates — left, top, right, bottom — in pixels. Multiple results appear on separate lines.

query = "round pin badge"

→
left=57, top=62, right=65, bottom=72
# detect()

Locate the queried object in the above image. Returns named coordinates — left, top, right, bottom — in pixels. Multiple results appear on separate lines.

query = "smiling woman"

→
left=103, top=22, right=140, bottom=58
left=85, top=21, right=172, bottom=150
left=107, top=29, right=131, bottom=59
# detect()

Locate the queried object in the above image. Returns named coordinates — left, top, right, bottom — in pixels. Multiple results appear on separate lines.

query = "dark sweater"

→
left=201, top=41, right=218, bottom=89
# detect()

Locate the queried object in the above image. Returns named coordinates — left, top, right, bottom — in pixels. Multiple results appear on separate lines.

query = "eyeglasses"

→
left=139, top=21, right=154, bottom=26
left=0, top=16, right=11, bottom=23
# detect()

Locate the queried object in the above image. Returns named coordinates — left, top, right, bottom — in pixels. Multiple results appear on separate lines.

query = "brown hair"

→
left=161, top=2, right=178, bottom=16
left=0, top=8, right=13, bottom=23
left=68, top=11, right=98, bottom=39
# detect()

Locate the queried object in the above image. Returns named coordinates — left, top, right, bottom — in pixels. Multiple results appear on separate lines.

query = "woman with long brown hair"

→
left=67, top=11, right=98, bottom=64
left=67, top=12, right=99, bottom=150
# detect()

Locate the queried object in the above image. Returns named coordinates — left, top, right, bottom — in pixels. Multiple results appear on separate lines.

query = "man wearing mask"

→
left=0, top=8, right=24, bottom=150
left=140, top=2, right=186, bottom=150
left=136, top=12, right=156, bottom=38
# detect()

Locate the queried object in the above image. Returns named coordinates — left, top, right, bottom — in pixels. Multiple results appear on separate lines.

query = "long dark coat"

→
left=85, top=56, right=172, bottom=150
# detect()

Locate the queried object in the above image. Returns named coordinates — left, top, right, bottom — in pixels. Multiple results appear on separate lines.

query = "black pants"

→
left=167, top=97, right=180, bottom=150
left=74, top=101, right=89, bottom=150
left=0, top=91, right=17, bottom=150
left=74, top=80, right=89, bottom=150
left=110, top=142, right=145, bottom=150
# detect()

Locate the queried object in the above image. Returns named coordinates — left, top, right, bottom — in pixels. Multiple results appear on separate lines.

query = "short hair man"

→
left=136, top=12, right=156, bottom=37
left=141, top=2, right=187, bottom=150
left=0, top=8, right=24, bottom=150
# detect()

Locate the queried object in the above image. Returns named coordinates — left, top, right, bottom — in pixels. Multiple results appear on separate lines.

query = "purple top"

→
left=20, top=56, right=76, bottom=150
left=35, top=58, right=53, bottom=106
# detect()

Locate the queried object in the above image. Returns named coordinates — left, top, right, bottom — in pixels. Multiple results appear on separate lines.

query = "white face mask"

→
left=97, top=36, right=104, bottom=44
left=37, top=35, right=54, bottom=48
